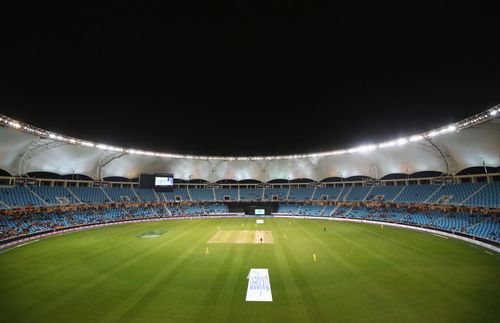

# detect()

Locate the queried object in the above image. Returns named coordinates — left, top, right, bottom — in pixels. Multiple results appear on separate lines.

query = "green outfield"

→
left=0, top=218, right=499, bottom=323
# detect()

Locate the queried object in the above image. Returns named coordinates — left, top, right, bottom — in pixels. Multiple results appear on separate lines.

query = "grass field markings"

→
left=211, top=246, right=255, bottom=322
left=0, top=239, right=39, bottom=254
left=214, top=245, right=249, bottom=315
left=230, top=230, right=240, bottom=243
left=0, top=224, right=149, bottom=292
left=432, top=233, right=449, bottom=239
left=136, top=228, right=168, bottom=238
left=98, top=228, right=215, bottom=323
left=352, top=223, right=455, bottom=264
left=99, top=217, right=236, bottom=322
left=292, top=221, right=428, bottom=322
left=484, top=250, right=493, bottom=256
left=31, top=219, right=211, bottom=321
left=258, top=230, right=274, bottom=244
left=105, top=249, right=211, bottom=322
left=207, top=230, right=223, bottom=243
left=359, top=224, right=481, bottom=270
left=332, top=224, right=492, bottom=320
left=4, top=218, right=499, bottom=323
left=207, top=230, right=274, bottom=244
left=275, top=225, right=329, bottom=323
left=268, top=223, right=312, bottom=322
left=182, top=244, right=241, bottom=321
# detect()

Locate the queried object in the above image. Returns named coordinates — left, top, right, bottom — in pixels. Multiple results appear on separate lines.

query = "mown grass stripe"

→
left=269, top=220, right=312, bottom=322
left=30, top=219, right=210, bottom=321
left=0, top=224, right=147, bottom=291
left=0, top=218, right=498, bottom=323
left=99, top=224, right=215, bottom=323
left=271, top=220, right=327, bottom=322
left=330, top=221, right=493, bottom=322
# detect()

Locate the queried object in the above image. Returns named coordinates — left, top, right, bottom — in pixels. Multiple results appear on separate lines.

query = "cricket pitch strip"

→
left=207, top=230, right=274, bottom=244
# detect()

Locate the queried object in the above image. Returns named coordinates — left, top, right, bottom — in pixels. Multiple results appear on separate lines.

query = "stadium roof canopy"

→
left=0, top=106, right=499, bottom=182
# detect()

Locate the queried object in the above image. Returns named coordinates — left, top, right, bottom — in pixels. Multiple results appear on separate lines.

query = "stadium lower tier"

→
left=1, top=203, right=499, bottom=244
left=0, top=204, right=228, bottom=241
left=277, top=204, right=500, bottom=243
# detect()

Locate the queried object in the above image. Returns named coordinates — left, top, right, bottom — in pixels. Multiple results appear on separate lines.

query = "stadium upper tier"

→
left=0, top=183, right=499, bottom=209
left=0, top=106, right=499, bottom=182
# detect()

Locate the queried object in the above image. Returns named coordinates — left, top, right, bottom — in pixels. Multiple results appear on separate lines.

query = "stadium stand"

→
left=311, top=187, right=344, bottom=201
left=287, top=188, right=314, bottom=201
left=393, top=184, right=441, bottom=203
left=133, top=188, right=159, bottom=202
left=239, top=188, right=264, bottom=201
left=214, top=188, right=238, bottom=201
left=296, top=205, right=325, bottom=216
left=0, top=182, right=499, bottom=243
left=204, top=203, right=229, bottom=214
left=279, top=204, right=500, bottom=242
left=344, top=186, right=372, bottom=202
left=463, top=182, right=500, bottom=208
left=164, top=188, right=190, bottom=202
left=365, top=185, right=404, bottom=202
left=30, top=186, right=80, bottom=205
left=69, top=187, right=109, bottom=204
left=104, top=187, right=138, bottom=202
left=189, top=188, right=215, bottom=201
left=427, top=183, right=484, bottom=205
left=263, top=188, right=288, bottom=201
left=0, top=186, right=45, bottom=208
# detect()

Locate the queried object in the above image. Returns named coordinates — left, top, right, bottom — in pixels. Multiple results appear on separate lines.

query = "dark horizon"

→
left=1, top=4, right=499, bottom=156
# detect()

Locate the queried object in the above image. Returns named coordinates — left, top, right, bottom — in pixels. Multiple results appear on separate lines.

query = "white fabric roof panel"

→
left=0, top=111, right=498, bottom=181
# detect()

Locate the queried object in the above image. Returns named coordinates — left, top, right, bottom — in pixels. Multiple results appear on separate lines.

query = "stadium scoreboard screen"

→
left=243, top=205, right=274, bottom=215
left=139, top=173, right=174, bottom=192
left=154, top=173, right=174, bottom=192
left=155, top=175, right=173, bottom=187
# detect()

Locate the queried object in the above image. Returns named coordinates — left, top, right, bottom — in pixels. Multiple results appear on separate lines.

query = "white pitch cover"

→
left=246, top=268, right=273, bottom=302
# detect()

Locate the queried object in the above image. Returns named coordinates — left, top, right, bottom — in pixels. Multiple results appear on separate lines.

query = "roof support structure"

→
left=419, top=139, right=459, bottom=175
left=303, top=158, right=320, bottom=181
left=96, top=152, right=128, bottom=180
left=12, top=138, right=67, bottom=177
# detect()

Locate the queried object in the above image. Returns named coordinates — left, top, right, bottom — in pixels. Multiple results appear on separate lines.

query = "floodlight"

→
left=9, top=121, right=21, bottom=129
left=81, top=141, right=94, bottom=147
left=378, top=141, right=396, bottom=148
left=351, top=145, right=377, bottom=153
left=397, top=138, right=408, bottom=145
left=409, top=135, right=423, bottom=142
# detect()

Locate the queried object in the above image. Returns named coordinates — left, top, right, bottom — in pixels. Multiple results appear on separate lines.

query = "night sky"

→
left=1, top=3, right=499, bottom=156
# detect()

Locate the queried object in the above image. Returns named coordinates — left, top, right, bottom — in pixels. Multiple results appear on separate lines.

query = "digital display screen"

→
left=154, top=173, right=174, bottom=192
left=255, top=209, right=265, bottom=215
left=139, top=173, right=174, bottom=191
left=155, top=176, right=173, bottom=186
